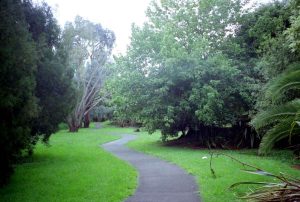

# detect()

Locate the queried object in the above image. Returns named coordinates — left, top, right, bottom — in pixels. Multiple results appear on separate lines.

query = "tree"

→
left=109, top=0, right=259, bottom=147
left=0, top=0, right=38, bottom=185
left=22, top=1, right=76, bottom=142
left=0, top=0, right=75, bottom=185
left=285, top=0, right=300, bottom=53
left=62, top=16, right=115, bottom=132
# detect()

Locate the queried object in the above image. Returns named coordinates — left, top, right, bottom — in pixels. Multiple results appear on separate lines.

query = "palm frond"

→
left=251, top=99, right=300, bottom=130
left=266, top=66, right=300, bottom=101
left=258, top=117, right=300, bottom=155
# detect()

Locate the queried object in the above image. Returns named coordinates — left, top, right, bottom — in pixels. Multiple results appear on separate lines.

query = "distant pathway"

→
left=102, top=134, right=200, bottom=202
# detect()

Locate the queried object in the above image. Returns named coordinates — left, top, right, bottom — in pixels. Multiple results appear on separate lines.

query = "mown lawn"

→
left=1, top=124, right=299, bottom=202
left=0, top=123, right=137, bottom=202
left=128, top=131, right=300, bottom=202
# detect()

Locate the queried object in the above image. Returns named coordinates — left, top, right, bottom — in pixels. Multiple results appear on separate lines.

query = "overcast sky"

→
left=34, top=0, right=271, bottom=55
left=34, top=0, right=152, bottom=55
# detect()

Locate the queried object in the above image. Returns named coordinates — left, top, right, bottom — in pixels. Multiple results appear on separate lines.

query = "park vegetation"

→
left=108, top=0, right=300, bottom=153
left=0, top=0, right=299, bottom=196
left=0, top=0, right=114, bottom=185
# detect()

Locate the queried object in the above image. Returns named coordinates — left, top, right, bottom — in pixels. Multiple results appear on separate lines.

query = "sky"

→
left=34, top=0, right=152, bottom=55
left=34, top=0, right=271, bottom=55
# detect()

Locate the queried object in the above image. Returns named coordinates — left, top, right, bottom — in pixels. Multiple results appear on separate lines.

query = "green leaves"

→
left=0, top=0, right=76, bottom=185
left=108, top=0, right=258, bottom=143
left=252, top=100, right=300, bottom=130
left=252, top=65, right=300, bottom=154
left=0, top=0, right=38, bottom=185
left=285, top=0, right=300, bottom=53
left=266, top=66, right=300, bottom=102
left=258, top=117, right=299, bottom=155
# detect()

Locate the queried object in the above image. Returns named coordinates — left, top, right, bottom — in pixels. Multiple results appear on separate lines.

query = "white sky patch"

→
left=34, top=0, right=271, bottom=55
left=34, top=0, right=152, bottom=55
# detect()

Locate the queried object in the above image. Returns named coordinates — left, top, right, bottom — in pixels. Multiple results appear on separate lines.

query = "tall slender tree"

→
left=62, top=16, right=115, bottom=132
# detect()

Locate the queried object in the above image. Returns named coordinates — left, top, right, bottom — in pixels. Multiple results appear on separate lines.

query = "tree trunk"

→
left=83, top=112, right=90, bottom=128
left=67, top=116, right=80, bottom=132
left=68, top=125, right=79, bottom=132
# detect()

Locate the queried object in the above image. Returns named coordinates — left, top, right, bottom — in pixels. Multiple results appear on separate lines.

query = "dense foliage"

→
left=0, top=0, right=38, bottom=185
left=250, top=1, right=300, bottom=154
left=109, top=0, right=258, bottom=146
left=0, top=0, right=75, bottom=185
left=109, top=0, right=300, bottom=151
left=23, top=1, right=76, bottom=142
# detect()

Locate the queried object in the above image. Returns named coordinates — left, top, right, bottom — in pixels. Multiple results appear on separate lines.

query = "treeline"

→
left=108, top=0, right=300, bottom=153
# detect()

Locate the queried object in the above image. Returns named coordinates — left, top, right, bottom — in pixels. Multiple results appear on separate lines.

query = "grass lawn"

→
left=0, top=122, right=137, bottom=202
left=1, top=124, right=299, bottom=202
left=127, top=131, right=300, bottom=202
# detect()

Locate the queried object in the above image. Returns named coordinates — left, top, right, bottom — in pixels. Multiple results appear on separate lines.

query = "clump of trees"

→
left=109, top=0, right=300, bottom=152
left=0, top=0, right=75, bottom=185
left=109, top=0, right=259, bottom=147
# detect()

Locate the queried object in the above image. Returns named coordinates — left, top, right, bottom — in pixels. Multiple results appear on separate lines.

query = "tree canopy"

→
left=108, top=0, right=300, bottom=151
left=0, top=0, right=75, bottom=185
left=109, top=0, right=258, bottom=146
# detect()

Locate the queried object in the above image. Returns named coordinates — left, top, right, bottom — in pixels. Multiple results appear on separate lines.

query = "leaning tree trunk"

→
left=69, top=61, right=106, bottom=132
left=68, top=124, right=79, bottom=132
left=83, top=112, right=90, bottom=128
left=67, top=40, right=109, bottom=133
left=67, top=114, right=81, bottom=132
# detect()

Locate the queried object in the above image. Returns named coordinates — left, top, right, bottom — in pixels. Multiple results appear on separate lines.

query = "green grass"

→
left=0, top=122, right=137, bottom=202
left=1, top=124, right=299, bottom=202
left=127, top=131, right=300, bottom=202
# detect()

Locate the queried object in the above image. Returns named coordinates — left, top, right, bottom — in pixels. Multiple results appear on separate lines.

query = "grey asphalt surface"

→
left=102, top=134, right=200, bottom=202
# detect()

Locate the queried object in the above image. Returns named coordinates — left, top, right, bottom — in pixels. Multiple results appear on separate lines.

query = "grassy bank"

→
left=128, top=131, right=300, bottom=202
left=0, top=123, right=137, bottom=202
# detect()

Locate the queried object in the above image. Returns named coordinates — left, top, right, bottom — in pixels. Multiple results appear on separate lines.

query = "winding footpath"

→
left=102, top=134, right=200, bottom=202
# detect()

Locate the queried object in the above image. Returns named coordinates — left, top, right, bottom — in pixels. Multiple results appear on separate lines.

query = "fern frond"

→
left=252, top=99, right=300, bottom=130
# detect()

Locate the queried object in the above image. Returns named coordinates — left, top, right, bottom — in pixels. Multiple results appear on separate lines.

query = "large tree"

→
left=109, top=0, right=259, bottom=147
left=0, top=0, right=38, bottom=185
left=62, top=16, right=115, bottom=132
left=22, top=1, right=76, bottom=142
left=0, top=0, right=75, bottom=185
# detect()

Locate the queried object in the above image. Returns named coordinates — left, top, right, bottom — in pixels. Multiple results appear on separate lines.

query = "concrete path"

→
left=102, top=134, right=200, bottom=202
